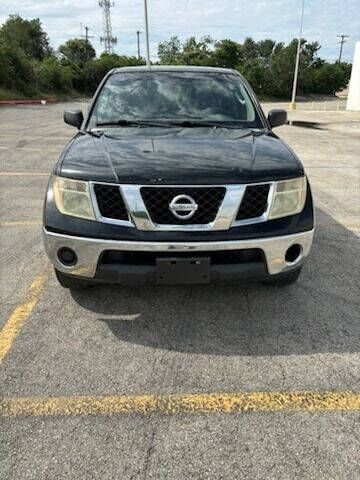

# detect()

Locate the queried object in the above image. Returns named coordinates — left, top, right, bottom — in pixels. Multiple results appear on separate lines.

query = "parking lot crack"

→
left=245, top=287, right=252, bottom=318
left=142, top=428, right=156, bottom=480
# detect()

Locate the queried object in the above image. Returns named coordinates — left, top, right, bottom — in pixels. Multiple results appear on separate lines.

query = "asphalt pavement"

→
left=0, top=101, right=359, bottom=479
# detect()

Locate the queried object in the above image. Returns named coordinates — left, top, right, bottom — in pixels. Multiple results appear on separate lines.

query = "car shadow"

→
left=71, top=208, right=360, bottom=356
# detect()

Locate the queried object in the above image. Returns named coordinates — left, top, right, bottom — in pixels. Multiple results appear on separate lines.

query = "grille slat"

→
left=236, top=184, right=270, bottom=221
left=93, top=184, right=128, bottom=220
left=93, top=183, right=270, bottom=225
left=141, top=187, right=226, bottom=225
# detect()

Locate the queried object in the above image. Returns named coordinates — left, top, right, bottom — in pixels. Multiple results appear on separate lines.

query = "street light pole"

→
left=143, top=0, right=151, bottom=67
left=290, top=0, right=305, bottom=110
left=137, top=30, right=141, bottom=59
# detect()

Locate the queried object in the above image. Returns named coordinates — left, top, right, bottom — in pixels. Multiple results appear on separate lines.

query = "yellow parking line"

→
left=0, top=392, right=359, bottom=417
left=0, top=265, right=49, bottom=364
left=0, top=221, right=41, bottom=227
left=0, top=172, right=48, bottom=176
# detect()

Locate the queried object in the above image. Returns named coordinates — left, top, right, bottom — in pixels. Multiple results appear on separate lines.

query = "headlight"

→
left=53, top=176, right=95, bottom=220
left=269, top=176, right=307, bottom=219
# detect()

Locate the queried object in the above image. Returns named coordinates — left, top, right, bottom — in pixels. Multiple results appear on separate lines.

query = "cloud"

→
left=0, top=0, right=358, bottom=61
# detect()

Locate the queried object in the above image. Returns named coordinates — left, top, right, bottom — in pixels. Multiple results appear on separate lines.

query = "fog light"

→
left=285, top=244, right=302, bottom=263
left=57, top=247, right=77, bottom=266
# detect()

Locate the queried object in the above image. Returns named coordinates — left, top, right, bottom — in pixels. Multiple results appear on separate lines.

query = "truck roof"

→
left=112, top=65, right=238, bottom=75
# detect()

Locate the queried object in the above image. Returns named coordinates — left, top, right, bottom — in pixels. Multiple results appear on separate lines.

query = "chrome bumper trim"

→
left=43, top=228, right=314, bottom=278
left=89, top=181, right=277, bottom=232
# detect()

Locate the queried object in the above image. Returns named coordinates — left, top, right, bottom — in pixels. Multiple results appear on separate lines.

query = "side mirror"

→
left=268, top=109, right=287, bottom=128
left=64, top=110, right=84, bottom=129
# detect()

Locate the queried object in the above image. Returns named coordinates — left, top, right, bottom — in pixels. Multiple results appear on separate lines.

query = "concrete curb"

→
left=0, top=97, right=57, bottom=106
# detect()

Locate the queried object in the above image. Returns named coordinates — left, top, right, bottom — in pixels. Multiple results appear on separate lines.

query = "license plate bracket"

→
left=156, top=257, right=211, bottom=285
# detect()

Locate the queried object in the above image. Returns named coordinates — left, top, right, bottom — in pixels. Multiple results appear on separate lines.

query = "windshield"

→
left=88, top=71, right=263, bottom=129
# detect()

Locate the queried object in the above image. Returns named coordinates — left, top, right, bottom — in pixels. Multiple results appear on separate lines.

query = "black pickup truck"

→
left=43, top=66, right=314, bottom=289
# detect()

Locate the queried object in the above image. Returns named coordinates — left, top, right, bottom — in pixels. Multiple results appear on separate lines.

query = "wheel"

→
left=55, top=269, right=92, bottom=290
left=263, top=266, right=302, bottom=287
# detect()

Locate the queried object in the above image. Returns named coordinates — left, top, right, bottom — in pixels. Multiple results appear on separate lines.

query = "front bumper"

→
left=43, top=228, right=314, bottom=282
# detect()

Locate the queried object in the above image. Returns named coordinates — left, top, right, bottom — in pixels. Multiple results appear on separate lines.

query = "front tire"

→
left=55, top=269, right=92, bottom=290
left=263, top=266, right=302, bottom=287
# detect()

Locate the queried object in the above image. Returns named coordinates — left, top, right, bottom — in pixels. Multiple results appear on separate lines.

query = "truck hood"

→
left=59, top=128, right=303, bottom=184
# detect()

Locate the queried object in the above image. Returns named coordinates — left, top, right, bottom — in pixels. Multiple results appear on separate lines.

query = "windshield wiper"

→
left=96, top=119, right=263, bottom=130
left=96, top=119, right=175, bottom=128
left=165, top=120, right=254, bottom=129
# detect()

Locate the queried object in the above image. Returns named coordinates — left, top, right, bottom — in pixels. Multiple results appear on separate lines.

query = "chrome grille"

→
left=140, top=187, right=226, bottom=225
left=236, top=184, right=270, bottom=221
left=93, top=184, right=128, bottom=220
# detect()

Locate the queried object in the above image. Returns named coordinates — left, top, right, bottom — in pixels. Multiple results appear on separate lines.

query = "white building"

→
left=347, top=42, right=360, bottom=111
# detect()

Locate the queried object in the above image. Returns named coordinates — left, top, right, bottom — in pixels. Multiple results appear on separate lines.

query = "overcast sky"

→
left=0, top=0, right=359, bottom=62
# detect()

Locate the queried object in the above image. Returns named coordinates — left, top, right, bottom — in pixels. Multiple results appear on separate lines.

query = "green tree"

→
left=0, top=12, right=352, bottom=101
left=81, top=53, right=145, bottom=93
left=156, top=34, right=351, bottom=98
left=0, top=15, right=52, bottom=60
left=267, top=40, right=299, bottom=97
left=212, top=39, right=243, bottom=68
left=307, top=62, right=352, bottom=94
left=181, top=36, right=214, bottom=65
left=158, top=36, right=182, bottom=64
left=59, top=38, right=96, bottom=66
left=242, top=37, right=258, bottom=62
left=268, top=39, right=325, bottom=97
left=237, top=58, right=271, bottom=96
left=0, top=43, right=35, bottom=94
left=34, top=57, right=73, bottom=92
left=157, top=35, right=214, bottom=66
left=257, top=39, right=276, bottom=63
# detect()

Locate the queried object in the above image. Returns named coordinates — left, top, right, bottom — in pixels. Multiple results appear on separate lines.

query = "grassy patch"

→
left=0, top=87, right=81, bottom=101
left=258, top=95, right=287, bottom=102
left=0, top=87, right=29, bottom=101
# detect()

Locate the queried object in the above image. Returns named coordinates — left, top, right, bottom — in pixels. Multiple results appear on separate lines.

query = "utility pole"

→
left=80, top=26, right=94, bottom=43
left=99, top=0, right=117, bottom=54
left=289, top=0, right=305, bottom=110
left=143, top=0, right=151, bottom=67
left=137, top=30, right=141, bottom=59
left=337, top=35, right=349, bottom=63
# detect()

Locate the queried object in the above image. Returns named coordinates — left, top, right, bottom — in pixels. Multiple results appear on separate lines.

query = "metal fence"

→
left=296, top=100, right=347, bottom=111
left=263, top=100, right=349, bottom=113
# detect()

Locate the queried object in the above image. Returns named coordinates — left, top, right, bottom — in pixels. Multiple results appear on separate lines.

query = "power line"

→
left=99, top=0, right=117, bottom=54
left=80, top=26, right=94, bottom=43
left=337, top=34, right=349, bottom=63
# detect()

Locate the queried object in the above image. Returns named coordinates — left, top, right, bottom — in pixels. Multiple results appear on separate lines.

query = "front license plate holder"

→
left=156, top=257, right=211, bottom=285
